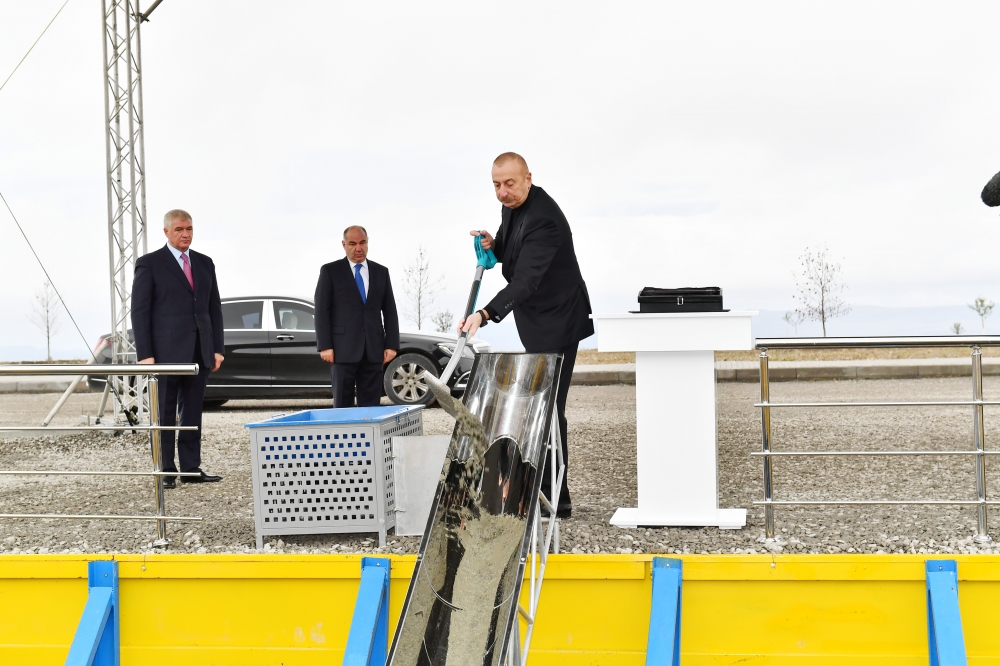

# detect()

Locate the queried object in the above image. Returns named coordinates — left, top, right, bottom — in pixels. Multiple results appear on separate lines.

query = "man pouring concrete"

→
left=460, top=152, right=593, bottom=519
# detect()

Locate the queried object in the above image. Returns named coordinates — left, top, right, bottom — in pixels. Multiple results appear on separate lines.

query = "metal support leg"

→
left=759, top=349, right=774, bottom=539
left=95, top=380, right=112, bottom=424
left=147, top=377, right=168, bottom=546
left=971, top=347, right=992, bottom=544
left=507, top=618, right=522, bottom=666
left=344, top=557, right=391, bottom=666
left=926, top=560, right=968, bottom=666
left=646, top=557, right=683, bottom=666
left=65, top=560, right=120, bottom=666
left=516, top=412, right=563, bottom=666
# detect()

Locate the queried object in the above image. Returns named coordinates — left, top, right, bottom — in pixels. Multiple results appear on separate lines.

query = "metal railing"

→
left=0, top=363, right=203, bottom=546
left=755, top=336, right=1000, bottom=544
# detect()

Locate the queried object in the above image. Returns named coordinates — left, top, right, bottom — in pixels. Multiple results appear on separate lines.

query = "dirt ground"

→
left=1, top=378, right=1000, bottom=556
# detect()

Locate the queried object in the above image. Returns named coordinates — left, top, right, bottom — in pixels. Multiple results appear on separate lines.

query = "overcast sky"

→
left=3, top=1, right=1000, bottom=355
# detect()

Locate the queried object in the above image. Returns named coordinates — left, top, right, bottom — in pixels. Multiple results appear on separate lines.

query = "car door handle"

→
left=276, top=334, right=295, bottom=341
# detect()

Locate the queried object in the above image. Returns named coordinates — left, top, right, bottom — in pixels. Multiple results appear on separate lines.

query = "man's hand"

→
left=138, top=357, right=155, bottom=364
left=458, top=311, right=484, bottom=337
left=383, top=349, right=397, bottom=364
left=320, top=349, right=334, bottom=364
left=213, top=354, right=224, bottom=372
left=470, top=229, right=494, bottom=250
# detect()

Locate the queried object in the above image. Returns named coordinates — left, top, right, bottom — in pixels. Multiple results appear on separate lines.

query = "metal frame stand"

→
left=344, top=557, right=391, bottom=666
left=645, top=557, right=683, bottom=666
left=971, top=347, right=992, bottom=544
left=926, top=560, right=968, bottom=665
left=507, top=413, right=565, bottom=666
left=65, top=561, right=120, bottom=666
left=0, top=364, right=200, bottom=546
left=102, top=0, right=149, bottom=426
left=756, top=337, right=1000, bottom=543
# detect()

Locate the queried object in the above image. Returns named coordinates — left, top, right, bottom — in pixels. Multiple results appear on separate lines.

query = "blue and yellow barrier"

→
left=2, top=554, right=1000, bottom=665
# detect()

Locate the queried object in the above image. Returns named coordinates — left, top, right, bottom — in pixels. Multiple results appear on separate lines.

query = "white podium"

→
left=591, top=311, right=756, bottom=529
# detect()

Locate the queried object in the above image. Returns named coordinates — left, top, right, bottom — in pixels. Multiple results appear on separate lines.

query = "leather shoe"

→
left=182, top=469, right=222, bottom=483
left=161, top=476, right=176, bottom=489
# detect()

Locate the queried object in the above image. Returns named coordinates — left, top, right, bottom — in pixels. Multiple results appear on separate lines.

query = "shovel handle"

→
left=440, top=265, right=487, bottom=383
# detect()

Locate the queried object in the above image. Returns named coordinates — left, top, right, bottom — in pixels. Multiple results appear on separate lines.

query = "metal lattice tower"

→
left=101, top=0, right=149, bottom=424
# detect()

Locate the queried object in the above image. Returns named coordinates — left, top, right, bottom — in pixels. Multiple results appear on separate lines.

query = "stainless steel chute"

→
left=388, top=352, right=562, bottom=666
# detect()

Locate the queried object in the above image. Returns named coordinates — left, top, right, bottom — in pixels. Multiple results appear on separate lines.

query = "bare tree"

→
left=969, top=297, right=995, bottom=333
left=793, top=246, right=851, bottom=337
left=782, top=310, right=805, bottom=336
left=402, top=245, right=440, bottom=330
left=28, top=281, right=62, bottom=361
left=431, top=310, right=454, bottom=334
left=952, top=322, right=966, bottom=335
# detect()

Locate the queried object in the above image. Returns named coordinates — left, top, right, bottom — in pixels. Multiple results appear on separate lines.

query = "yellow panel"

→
left=2, top=554, right=1000, bottom=665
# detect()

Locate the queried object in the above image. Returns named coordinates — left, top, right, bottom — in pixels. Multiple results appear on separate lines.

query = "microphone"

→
left=982, top=170, right=1000, bottom=206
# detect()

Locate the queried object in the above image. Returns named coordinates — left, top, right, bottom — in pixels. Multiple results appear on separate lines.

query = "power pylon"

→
left=100, top=0, right=161, bottom=424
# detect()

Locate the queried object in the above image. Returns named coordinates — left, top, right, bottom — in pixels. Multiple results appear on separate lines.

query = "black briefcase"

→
left=637, top=287, right=725, bottom=313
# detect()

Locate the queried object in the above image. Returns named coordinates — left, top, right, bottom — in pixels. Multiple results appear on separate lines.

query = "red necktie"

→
left=181, top=253, right=194, bottom=290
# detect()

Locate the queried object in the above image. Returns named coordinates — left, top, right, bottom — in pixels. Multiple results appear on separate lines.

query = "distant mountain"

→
left=750, top=305, right=990, bottom=339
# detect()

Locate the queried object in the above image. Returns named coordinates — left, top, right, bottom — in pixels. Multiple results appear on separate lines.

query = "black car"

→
left=87, top=296, right=490, bottom=407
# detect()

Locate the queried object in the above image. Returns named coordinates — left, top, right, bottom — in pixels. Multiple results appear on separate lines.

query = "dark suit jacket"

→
left=314, top=258, right=400, bottom=364
left=131, top=245, right=224, bottom=369
left=485, top=185, right=594, bottom=352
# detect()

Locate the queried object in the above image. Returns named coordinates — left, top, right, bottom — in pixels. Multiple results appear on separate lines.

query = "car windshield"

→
left=222, top=300, right=264, bottom=329
left=273, top=301, right=314, bottom=331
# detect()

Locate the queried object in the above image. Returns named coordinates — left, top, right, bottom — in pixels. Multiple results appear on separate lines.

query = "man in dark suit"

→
left=132, top=209, right=225, bottom=489
left=315, top=226, right=400, bottom=407
left=461, top=153, right=593, bottom=518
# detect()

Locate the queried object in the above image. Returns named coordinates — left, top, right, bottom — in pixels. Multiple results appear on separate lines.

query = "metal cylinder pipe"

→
left=147, top=377, right=167, bottom=543
left=972, top=347, right=992, bottom=544
left=755, top=335, right=1000, bottom=349
left=0, top=363, right=198, bottom=376
left=759, top=349, right=774, bottom=539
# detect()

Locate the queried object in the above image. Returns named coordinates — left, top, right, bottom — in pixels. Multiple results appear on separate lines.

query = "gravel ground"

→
left=2, top=378, right=1000, bottom=556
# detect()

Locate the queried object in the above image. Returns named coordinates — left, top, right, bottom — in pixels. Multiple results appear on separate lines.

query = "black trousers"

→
left=331, top=348, right=383, bottom=407
left=158, top=340, right=211, bottom=474
left=537, top=341, right=577, bottom=507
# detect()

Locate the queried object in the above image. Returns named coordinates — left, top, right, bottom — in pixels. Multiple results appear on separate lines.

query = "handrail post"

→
left=147, top=376, right=168, bottom=546
left=971, top=347, right=992, bottom=544
left=759, top=349, right=774, bottom=539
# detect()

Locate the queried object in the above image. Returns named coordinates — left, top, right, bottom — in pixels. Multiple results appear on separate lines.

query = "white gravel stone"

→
left=2, top=379, right=999, bottom=554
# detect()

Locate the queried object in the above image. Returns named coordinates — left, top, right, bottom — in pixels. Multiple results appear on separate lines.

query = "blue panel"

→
left=343, top=557, right=391, bottom=666
left=646, top=557, right=682, bottom=666
left=245, top=405, right=421, bottom=428
left=926, top=560, right=967, bottom=666
left=65, top=561, right=119, bottom=666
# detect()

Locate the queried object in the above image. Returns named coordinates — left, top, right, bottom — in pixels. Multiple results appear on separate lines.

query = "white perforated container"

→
left=245, top=405, right=423, bottom=548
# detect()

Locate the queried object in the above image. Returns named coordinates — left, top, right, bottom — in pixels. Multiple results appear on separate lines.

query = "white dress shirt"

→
left=165, top=242, right=191, bottom=271
left=349, top=259, right=369, bottom=297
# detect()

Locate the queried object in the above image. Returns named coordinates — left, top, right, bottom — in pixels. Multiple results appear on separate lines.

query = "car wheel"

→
left=202, top=399, right=229, bottom=410
left=384, top=353, right=439, bottom=406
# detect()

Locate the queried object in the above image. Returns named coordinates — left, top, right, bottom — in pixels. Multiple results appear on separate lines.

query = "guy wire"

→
left=0, top=0, right=73, bottom=96
left=1, top=187, right=139, bottom=426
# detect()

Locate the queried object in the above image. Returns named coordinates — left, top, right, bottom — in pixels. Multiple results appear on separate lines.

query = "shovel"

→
left=439, top=234, right=497, bottom=383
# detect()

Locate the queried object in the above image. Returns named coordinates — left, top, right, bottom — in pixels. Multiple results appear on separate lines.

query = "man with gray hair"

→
left=132, top=209, right=225, bottom=488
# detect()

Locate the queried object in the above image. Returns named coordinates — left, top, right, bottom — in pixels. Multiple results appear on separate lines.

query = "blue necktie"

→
left=354, top=264, right=367, bottom=304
